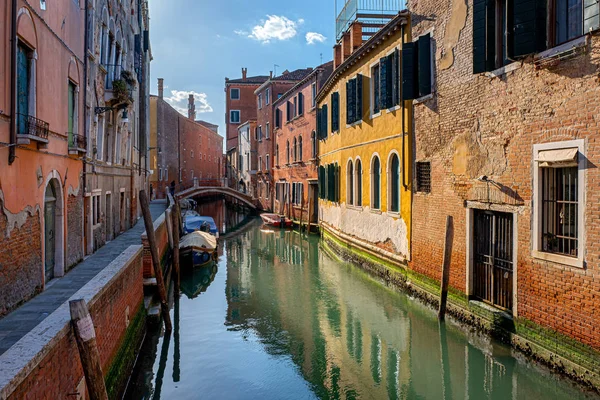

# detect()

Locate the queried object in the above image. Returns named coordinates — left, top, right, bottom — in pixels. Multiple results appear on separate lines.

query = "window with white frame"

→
left=266, top=88, right=270, bottom=105
left=311, top=83, right=317, bottom=108
left=92, top=192, right=101, bottom=226
left=230, top=88, right=240, bottom=100
left=259, top=156, right=262, bottom=171
left=230, top=110, right=240, bottom=123
left=266, top=122, right=270, bottom=139
left=159, top=166, right=163, bottom=181
left=258, top=94, right=263, bottom=109
left=533, top=140, right=584, bottom=267
left=266, top=154, right=270, bottom=170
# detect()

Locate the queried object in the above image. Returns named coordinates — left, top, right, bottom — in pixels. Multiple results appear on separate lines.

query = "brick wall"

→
left=66, top=193, right=84, bottom=270
left=0, top=200, right=42, bottom=318
left=226, top=83, right=263, bottom=151
left=142, top=212, right=169, bottom=279
left=407, top=0, right=600, bottom=352
left=3, top=246, right=145, bottom=400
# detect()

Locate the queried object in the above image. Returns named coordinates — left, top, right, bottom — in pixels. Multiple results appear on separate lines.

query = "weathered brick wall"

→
left=226, top=82, right=262, bottom=150
left=407, top=0, right=600, bottom=351
left=0, top=200, right=42, bottom=318
left=66, top=193, right=84, bottom=270
left=6, top=247, right=145, bottom=400
left=180, top=114, right=223, bottom=183
left=142, top=213, right=169, bottom=279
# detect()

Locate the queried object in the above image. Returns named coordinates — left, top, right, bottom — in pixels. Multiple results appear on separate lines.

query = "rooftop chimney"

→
left=270, top=71, right=273, bottom=78
left=242, top=68, right=247, bottom=81
left=188, top=94, right=196, bottom=120
left=158, top=78, right=164, bottom=99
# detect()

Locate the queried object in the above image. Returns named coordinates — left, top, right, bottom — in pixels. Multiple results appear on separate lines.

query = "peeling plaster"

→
left=0, top=190, right=40, bottom=238
left=320, top=203, right=409, bottom=257
left=452, top=130, right=508, bottom=178
left=439, top=0, right=467, bottom=70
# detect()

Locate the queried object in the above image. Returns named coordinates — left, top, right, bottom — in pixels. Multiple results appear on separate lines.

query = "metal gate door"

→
left=44, top=185, right=56, bottom=282
left=473, top=210, right=513, bottom=310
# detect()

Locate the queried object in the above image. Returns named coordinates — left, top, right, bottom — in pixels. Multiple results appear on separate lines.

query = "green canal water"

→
left=126, top=217, right=598, bottom=399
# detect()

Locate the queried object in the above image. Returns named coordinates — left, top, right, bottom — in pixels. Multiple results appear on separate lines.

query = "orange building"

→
left=0, top=0, right=85, bottom=316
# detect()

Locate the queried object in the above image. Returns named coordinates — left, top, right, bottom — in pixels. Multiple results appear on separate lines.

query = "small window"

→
left=286, top=140, right=290, bottom=164
left=389, top=153, right=401, bottom=212
left=230, top=88, right=240, bottom=100
left=293, top=137, right=297, bottom=162
left=259, top=156, right=262, bottom=171
left=416, top=162, right=431, bottom=193
left=266, top=89, right=270, bottom=105
left=258, top=94, right=263, bottom=109
left=40, top=0, right=47, bottom=10
left=159, top=167, right=163, bottom=181
left=276, top=144, right=279, bottom=166
left=266, top=154, right=270, bottom=170
left=92, top=193, right=101, bottom=226
left=266, top=122, right=270, bottom=139
left=347, top=160, right=354, bottom=206
left=230, top=110, right=240, bottom=123
left=298, top=92, right=304, bottom=115
left=311, top=131, right=317, bottom=158
left=298, top=136, right=303, bottom=161
left=355, top=160, right=363, bottom=206
left=278, top=93, right=283, bottom=99
left=311, top=83, right=317, bottom=108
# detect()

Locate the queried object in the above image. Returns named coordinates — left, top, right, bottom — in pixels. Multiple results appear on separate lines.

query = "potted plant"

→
left=111, top=79, right=133, bottom=104
left=121, top=70, right=136, bottom=88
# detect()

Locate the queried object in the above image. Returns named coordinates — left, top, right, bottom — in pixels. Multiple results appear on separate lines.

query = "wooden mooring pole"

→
left=172, top=202, right=181, bottom=294
left=438, top=215, right=453, bottom=320
left=69, top=299, right=109, bottom=400
left=140, top=190, right=172, bottom=332
left=307, top=195, right=313, bottom=234
left=300, top=195, right=305, bottom=231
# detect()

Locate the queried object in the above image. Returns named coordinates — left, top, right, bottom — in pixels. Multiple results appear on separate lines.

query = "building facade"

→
left=317, top=13, right=413, bottom=261
left=407, top=0, right=600, bottom=356
left=272, top=62, right=333, bottom=223
left=254, top=68, right=314, bottom=211
left=83, top=0, right=150, bottom=254
left=224, top=68, right=268, bottom=151
left=0, top=0, right=86, bottom=316
left=237, top=120, right=257, bottom=197
left=149, top=79, right=224, bottom=199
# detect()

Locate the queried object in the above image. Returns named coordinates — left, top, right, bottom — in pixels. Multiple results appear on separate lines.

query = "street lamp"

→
left=95, top=104, right=128, bottom=122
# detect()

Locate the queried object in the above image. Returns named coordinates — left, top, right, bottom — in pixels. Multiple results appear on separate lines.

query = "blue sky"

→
left=149, top=0, right=337, bottom=147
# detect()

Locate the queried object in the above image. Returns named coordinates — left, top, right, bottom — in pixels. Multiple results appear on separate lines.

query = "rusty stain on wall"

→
left=439, top=0, right=467, bottom=70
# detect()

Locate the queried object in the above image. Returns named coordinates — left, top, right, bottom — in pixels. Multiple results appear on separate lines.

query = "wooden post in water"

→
left=300, top=195, right=305, bottom=231
left=69, top=299, right=109, bottom=400
left=140, top=190, right=172, bottom=332
left=438, top=215, right=453, bottom=320
left=172, top=202, right=181, bottom=294
left=307, top=195, right=313, bottom=233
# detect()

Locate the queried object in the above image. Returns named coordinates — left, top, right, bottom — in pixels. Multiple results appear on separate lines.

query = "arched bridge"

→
left=176, top=185, right=257, bottom=209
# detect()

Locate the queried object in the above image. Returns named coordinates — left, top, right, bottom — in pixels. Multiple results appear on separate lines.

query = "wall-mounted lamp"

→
left=95, top=104, right=128, bottom=124
left=121, top=110, right=129, bottom=124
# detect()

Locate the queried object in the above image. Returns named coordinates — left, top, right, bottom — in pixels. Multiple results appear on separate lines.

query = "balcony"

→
left=68, top=133, right=87, bottom=155
left=104, top=67, right=136, bottom=105
left=335, top=0, right=405, bottom=41
left=16, top=113, right=49, bottom=147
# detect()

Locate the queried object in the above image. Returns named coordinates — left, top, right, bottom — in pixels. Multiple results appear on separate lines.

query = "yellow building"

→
left=317, top=11, right=427, bottom=262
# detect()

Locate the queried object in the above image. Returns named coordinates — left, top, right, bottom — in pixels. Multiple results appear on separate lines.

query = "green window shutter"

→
left=346, top=80, right=353, bottom=125
left=286, top=101, right=291, bottom=122
left=298, top=92, right=304, bottom=115
left=418, top=33, right=432, bottom=97
left=512, top=0, right=547, bottom=58
left=316, top=107, right=322, bottom=139
left=356, top=74, right=363, bottom=122
left=472, top=0, right=487, bottom=74
left=331, top=93, right=339, bottom=132
left=385, top=55, right=394, bottom=108
left=323, top=104, right=328, bottom=136
left=380, top=57, right=388, bottom=111
left=585, top=0, right=600, bottom=33
left=392, top=49, right=399, bottom=106
left=402, top=42, right=417, bottom=100
left=485, top=0, right=496, bottom=72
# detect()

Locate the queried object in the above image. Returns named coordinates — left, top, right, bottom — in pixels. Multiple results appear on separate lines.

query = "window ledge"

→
left=370, top=112, right=382, bottom=120
left=346, top=120, right=362, bottom=129
left=414, top=94, right=434, bottom=104
left=347, top=205, right=363, bottom=212
left=98, top=64, right=107, bottom=74
left=385, top=105, right=402, bottom=113
left=370, top=209, right=382, bottom=214
left=535, top=35, right=588, bottom=63
left=485, top=62, right=522, bottom=78
left=386, top=211, right=401, bottom=218
left=532, top=250, right=583, bottom=269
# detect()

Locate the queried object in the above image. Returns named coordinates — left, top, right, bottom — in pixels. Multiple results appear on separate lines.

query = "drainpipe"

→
left=401, top=23, right=408, bottom=190
left=9, top=0, right=17, bottom=165
left=82, top=0, right=88, bottom=191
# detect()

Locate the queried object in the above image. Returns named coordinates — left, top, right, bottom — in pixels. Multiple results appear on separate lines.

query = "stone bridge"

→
left=175, top=182, right=257, bottom=209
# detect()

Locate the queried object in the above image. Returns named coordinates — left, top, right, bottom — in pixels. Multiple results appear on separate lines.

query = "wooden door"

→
left=44, top=185, right=56, bottom=282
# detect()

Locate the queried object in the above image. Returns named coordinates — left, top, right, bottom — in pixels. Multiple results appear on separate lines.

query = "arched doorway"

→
left=43, top=176, right=64, bottom=283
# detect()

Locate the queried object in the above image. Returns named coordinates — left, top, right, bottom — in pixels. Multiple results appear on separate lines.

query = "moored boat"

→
left=260, top=213, right=293, bottom=228
left=183, top=214, right=219, bottom=238
left=179, top=231, right=218, bottom=267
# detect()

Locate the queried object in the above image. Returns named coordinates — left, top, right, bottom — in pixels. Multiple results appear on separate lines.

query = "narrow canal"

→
left=126, top=200, right=598, bottom=399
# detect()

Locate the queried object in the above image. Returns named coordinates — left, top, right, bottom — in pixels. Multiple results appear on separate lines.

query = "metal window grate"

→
left=416, top=162, right=431, bottom=193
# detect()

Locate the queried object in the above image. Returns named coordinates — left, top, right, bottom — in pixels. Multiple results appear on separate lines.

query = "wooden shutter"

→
left=298, top=92, right=304, bottom=115
left=485, top=0, right=496, bottom=72
left=275, top=109, right=280, bottom=128
left=322, top=104, right=328, bottom=136
left=385, top=55, right=394, bottom=108
left=380, top=57, right=388, bottom=111
left=392, top=48, right=399, bottom=106
left=356, top=74, right=363, bottom=122
left=512, top=0, right=547, bottom=58
left=418, top=34, right=432, bottom=97
left=585, top=0, right=600, bottom=33
left=331, top=92, right=339, bottom=132
left=402, top=42, right=417, bottom=100
left=473, top=0, right=487, bottom=74
left=346, top=80, right=354, bottom=124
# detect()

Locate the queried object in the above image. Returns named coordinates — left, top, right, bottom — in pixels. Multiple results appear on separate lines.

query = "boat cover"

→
left=179, top=231, right=217, bottom=252
left=184, top=215, right=218, bottom=235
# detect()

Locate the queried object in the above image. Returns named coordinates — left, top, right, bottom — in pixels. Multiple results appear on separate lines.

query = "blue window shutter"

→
left=485, top=0, right=496, bottom=72
left=323, top=104, right=328, bottom=136
left=346, top=80, right=353, bottom=125
left=472, top=0, right=487, bottom=74
left=418, top=34, right=432, bottom=97
left=356, top=74, right=363, bottom=122
left=392, top=49, right=399, bottom=106
left=512, top=0, right=547, bottom=58
left=585, top=0, right=600, bottom=33
left=402, top=42, right=417, bottom=100
left=380, top=57, right=388, bottom=111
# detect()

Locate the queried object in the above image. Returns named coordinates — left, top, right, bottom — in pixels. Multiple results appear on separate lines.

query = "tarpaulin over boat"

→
left=184, top=215, right=218, bottom=235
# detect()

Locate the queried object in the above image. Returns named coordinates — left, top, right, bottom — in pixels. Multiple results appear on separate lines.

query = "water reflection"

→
left=127, top=220, right=598, bottom=400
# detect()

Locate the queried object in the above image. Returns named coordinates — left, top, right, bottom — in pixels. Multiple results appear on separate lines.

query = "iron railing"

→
left=17, top=113, right=49, bottom=139
left=335, top=0, right=405, bottom=40
left=68, top=133, right=87, bottom=151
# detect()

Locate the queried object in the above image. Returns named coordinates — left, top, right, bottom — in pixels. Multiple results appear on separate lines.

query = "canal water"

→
left=126, top=200, right=598, bottom=399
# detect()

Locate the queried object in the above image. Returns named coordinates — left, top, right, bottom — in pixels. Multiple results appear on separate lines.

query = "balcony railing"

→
left=16, top=113, right=49, bottom=141
left=68, top=133, right=87, bottom=154
left=335, top=0, right=405, bottom=41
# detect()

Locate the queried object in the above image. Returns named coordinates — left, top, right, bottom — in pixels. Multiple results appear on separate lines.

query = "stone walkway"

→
left=0, top=201, right=167, bottom=356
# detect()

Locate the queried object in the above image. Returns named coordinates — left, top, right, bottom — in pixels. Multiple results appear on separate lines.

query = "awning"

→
left=536, top=148, right=578, bottom=167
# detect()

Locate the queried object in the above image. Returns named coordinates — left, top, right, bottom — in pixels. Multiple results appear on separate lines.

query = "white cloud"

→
left=164, top=90, right=213, bottom=115
left=234, top=29, right=248, bottom=36
left=306, top=32, right=326, bottom=45
left=244, top=15, right=300, bottom=44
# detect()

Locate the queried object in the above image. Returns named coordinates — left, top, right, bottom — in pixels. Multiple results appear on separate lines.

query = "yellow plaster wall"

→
left=318, top=24, right=413, bottom=252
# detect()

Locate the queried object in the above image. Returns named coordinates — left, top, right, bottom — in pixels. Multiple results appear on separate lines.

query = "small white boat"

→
left=179, top=231, right=218, bottom=267
left=260, top=213, right=293, bottom=228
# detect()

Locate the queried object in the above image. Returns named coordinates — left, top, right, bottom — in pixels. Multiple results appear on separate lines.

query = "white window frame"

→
left=230, top=88, right=240, bottom=100
left=158, top=166, right=163, bottom=181
left=258, top=94, right=263, bottom=109
left=370, top=60, right=382, bottom=119
left=414, top=30, right=435, bottom=103
left=259, top=156, right=262, bottom=172
left=230, top=110, right=240, bottom=123
left=266, top=122, right=270, bottom=139
left=92, top=190, right=102, bottom=227
left=266, top=154, right=270, bottom=170
left=266, top=88, right=270, bottom=105
left=532, top=139, right=585, bottom=268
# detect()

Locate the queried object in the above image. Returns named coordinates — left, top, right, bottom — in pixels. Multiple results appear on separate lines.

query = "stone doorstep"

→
left=322, top=233, right=600, bottom=393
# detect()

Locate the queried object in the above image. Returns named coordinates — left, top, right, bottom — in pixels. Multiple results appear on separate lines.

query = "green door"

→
left=44, top=185, right=56, bottom=282
left=68, top=81, right=75, bottom=145
left=17, top=44, right=30, bottom=134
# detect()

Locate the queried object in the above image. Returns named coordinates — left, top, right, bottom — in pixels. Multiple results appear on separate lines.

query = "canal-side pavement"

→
left=0, top=200, right=167, bottom=356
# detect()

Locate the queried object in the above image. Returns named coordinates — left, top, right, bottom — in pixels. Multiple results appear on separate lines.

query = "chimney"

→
left=158, top=78, right=164, bottom=99
left=188, top=94, right=196, bottom=120
left=270, top=71, right=273, bottom=79
left=341, top=32, right=352, bottom=61
left=333, top=44, right=342, bottom=70
left=242, top=68, right=247, bottom=81
left=350, top=22, right=363, bottom=52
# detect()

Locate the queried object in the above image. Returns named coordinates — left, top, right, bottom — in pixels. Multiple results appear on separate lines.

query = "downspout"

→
left=177, top=115, right=181, bottom=185
left=83, top=0, right=89, bottom=190
left=401, top=23, right=408, bottom=190
left=9, top=0, right=17, bottom=165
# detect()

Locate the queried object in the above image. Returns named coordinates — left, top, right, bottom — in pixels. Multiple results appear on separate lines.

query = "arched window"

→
left=347, top=160, right=354, bottom=206
left=355, top=159, right=363, bottom=206
left=371, top=156, right=381, bottom=210
left=389, top=153, right=400, bottom=212
left=276, top=144, right=279, bottom=166
left=311, top=131, right=317, bottom=158
left=293, top=137, right=297, bottom=162
left=298, top=136, right=303, bottom=161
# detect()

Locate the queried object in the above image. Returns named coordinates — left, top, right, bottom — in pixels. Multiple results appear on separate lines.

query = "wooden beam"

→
left=438, top=216, right=454, bottom=320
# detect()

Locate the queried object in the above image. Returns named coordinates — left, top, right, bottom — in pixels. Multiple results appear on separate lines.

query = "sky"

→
left=148, top=0, right=338, bottom=150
